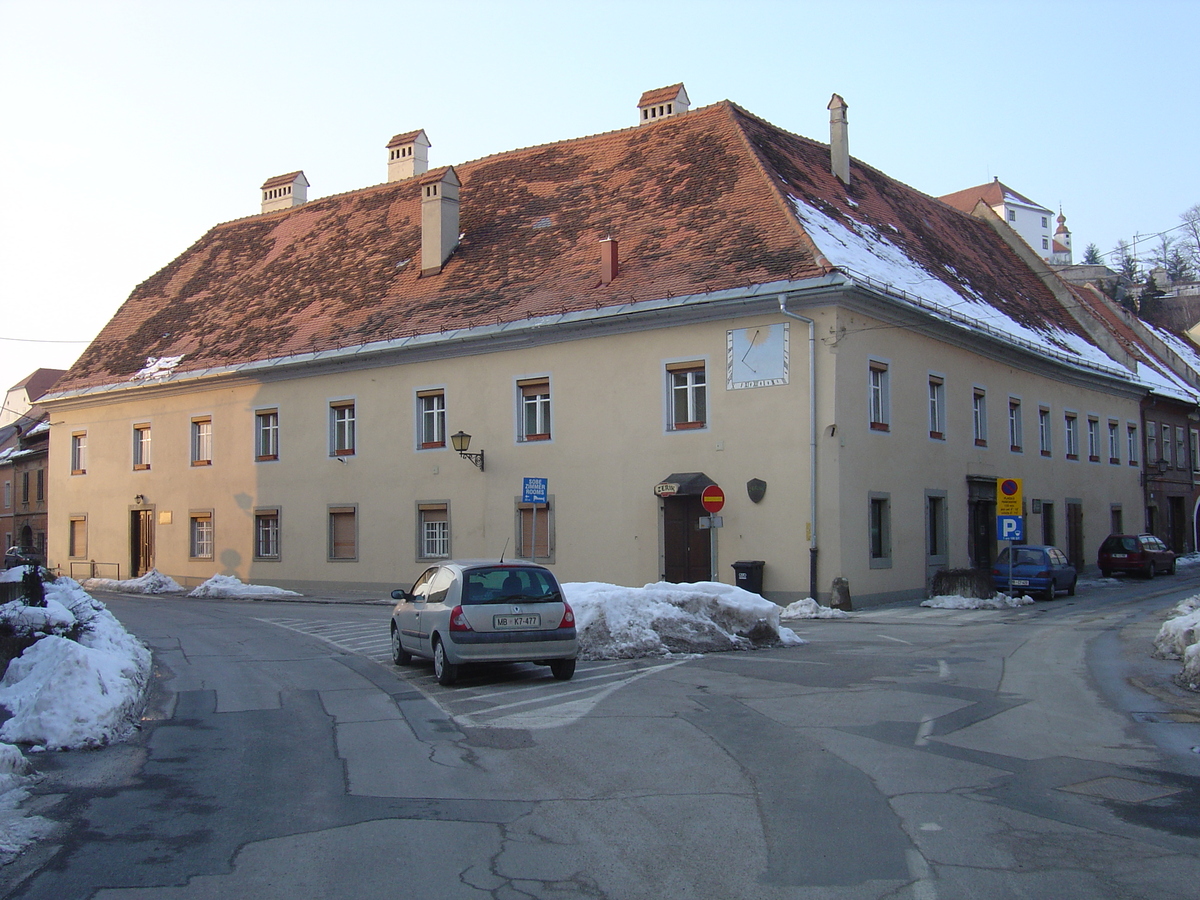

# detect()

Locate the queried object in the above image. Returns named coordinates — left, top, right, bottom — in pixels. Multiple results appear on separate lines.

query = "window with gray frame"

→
left=869, top=492, right=891, bottom=568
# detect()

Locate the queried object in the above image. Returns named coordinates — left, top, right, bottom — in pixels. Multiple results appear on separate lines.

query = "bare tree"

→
left=1181, top=204, right=1200, bottom=269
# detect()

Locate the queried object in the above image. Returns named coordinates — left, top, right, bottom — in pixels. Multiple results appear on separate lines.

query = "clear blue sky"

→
left=1, top=0, right=1196, bottom=397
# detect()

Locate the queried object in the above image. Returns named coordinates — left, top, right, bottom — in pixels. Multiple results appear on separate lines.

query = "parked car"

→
left=3, top=546, right=42, bottom=569
left=389, top=560, right=578, bottom=685
left=991, top=544, right=1077, bottom=600
left=1097, top=533, right=1176, bottom=578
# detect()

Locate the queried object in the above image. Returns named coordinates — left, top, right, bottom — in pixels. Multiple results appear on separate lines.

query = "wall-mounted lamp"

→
left=450, top=431, right=485, bottom=471
left=134, top=494, right=146, bottom=506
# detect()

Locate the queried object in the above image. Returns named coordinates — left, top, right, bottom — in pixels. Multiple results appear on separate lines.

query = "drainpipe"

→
left=779, top=295, right=819, bottom=601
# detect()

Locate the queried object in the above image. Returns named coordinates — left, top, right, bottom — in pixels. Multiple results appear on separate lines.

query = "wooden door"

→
left=663, top=495, right=711, bottom=583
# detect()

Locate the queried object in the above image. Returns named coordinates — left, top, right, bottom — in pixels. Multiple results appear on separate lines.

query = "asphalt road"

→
left=3, top=575, right=1200, bottom=899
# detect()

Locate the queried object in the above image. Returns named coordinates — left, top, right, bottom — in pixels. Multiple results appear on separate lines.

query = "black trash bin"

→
left=731, top=560, right=765, bottom=595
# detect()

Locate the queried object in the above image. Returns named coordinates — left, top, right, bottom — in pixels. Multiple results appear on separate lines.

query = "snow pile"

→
left=186, top=574, right=301, bottom=599
left=0, top=577, right=151, bottom=750
left=922, top=593, right=1036, bottom=610
left=0, top=743, right=53, bottom=865
left=562, top=581, right=803, bottom=660
left=780, top=598, right=850, bottom=620
left=1152, top=595, right=1200, bottom=691
left=82, top=568, right=183, bottom=594
left=133, top=355, right=183, bottom=381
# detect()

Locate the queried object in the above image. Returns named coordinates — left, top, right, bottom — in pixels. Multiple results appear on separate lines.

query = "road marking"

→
left=915, top=715, right=935, bottom=747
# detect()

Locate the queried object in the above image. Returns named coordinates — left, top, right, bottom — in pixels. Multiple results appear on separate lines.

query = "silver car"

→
left=389, top=560, right=578, bottom=685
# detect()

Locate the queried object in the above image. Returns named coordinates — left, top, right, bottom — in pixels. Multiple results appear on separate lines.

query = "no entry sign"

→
left=701, top=484, right=726, bottom=513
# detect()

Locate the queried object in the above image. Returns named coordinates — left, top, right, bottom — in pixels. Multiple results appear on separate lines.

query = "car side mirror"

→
left=391, top=589, right=411, bottom=601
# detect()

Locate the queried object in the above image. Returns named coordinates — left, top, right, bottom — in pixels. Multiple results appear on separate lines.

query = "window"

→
left=869, top=493, right=891, bottom=567
left=926, top=492, right=947, bottom=561
left=191, top=417, right=212, bottom=466
left=1147, top=424, right=1158, bottom=465
left=1065, top=413, right=1079, bottom=459
left=1041, top=216, right=1049, bottom=228
left=189, top=512, right=214, bottom=559
left=1008, top=399, right=1022, bottom=451
left=418, top=391, right=446, bottom=448
left=518, top=378, right=551, bottom=441
left=21, top=472, right=28, bottom=504
left=71, top=432, right=87, bottom=474
left=254, top=510, right=280, bottom=560
left=1087, top=418, right=1100, bottom=462
left=419, top=503, right=450, bottom=558
left=928, top=376, right=945, bottom=439
left=868, top=361, right=890, bottom=431
left=1128, top=424, right=1139, bottom=466
left=1042, top=238, right=1050, bottom=251
left=668, top=363, right=707, bottom=430
left=972, top=389, right=987, bottom=446
left=330, top=402, right=356, bottom=456
left=69, top=516, right=87, bottom=559
left=1108, top=421, right=1120, bottom=463
left=133, top=423, right=151, bottom=469
left=1007, top=209, right=1016, bottom=222
left=329, top=506, right=357, bottom=560
left=35, top=469, right=43, bottom=502
left=1177, top=426, right=1186, bottom=470
left=2, top=481, right=9, bottom=510
left=1038, top=407, right=1051, bottom=456
left=255, top=409, right=279, bottom=461
left=1161, top=423, right=1172, bottom=468
left=1192, top=430, right=1199, bottom=474
left=516, top=497, right=554, bottom=561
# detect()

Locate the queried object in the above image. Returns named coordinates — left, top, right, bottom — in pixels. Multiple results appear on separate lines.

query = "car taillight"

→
left=448, top=606, right=473, bottom=632
left=557, top=601, right=575, bottom=629
left=1035, top=570, right=1050, bottom=578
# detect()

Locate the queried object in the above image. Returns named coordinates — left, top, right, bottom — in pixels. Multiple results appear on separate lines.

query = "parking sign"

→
left=997, top=515, right=1024, bottom=542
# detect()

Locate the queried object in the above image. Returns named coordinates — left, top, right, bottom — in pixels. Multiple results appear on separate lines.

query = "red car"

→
left=1097, top=533, right=1176, bottom=578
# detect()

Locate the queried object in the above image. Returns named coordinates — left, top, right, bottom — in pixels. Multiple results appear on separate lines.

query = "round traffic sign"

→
left=1000, top=479, right=1019, bottom=497
left=701, top=485, right=726, bottom=513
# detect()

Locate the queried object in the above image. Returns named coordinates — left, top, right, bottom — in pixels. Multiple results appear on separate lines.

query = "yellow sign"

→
left=996, top=478, right=1022, bottom=516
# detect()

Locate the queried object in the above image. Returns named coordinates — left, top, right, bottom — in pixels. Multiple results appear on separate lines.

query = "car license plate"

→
left=1011, top=579, right=1029, bottom=586
left=1111, top=553, right=1127, bottom=558
left=494, top=614, right=540, bottom=628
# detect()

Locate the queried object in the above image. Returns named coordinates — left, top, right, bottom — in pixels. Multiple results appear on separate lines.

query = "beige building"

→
left=43, top=87, right=1194, bottom=605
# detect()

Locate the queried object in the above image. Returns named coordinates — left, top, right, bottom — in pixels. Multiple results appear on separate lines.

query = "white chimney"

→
left=637, top=83, right=690, bottom=126
left=420, top=167, right=460, bottom=275
left=260, top=171, right=309, bottom=213
left=387, top=130, right=431, bottom=182
left=827, top=94, right=849, bottom=186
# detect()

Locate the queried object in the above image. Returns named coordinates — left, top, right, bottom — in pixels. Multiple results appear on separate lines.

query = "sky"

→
left=0, top=0, right=1197, bottom=401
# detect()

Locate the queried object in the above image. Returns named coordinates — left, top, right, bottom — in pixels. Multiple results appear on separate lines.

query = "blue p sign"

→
left=997, top=516, right=1024, bottom=542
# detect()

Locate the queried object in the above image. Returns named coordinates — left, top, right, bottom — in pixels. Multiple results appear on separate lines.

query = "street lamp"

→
left=450, top=431, right=485, bottom=471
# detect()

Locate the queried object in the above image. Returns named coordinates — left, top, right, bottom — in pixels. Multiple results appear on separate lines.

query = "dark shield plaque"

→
left=746, top=478, right=767, bottom=503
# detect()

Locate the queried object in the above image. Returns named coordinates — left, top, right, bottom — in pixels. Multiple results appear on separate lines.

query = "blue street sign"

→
left=522, top=477, right=548, bottom=504
left=997, top=515, right=1024, bottom=542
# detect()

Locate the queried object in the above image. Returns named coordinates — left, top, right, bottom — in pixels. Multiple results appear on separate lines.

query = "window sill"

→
left=928, top=431, right=944, bottom=441
left=1041, top=450, right=1052, bottom=457
left=420, top=442, right=446, bottom=450
left=974, top=439, right=987, bottom=447
left=1089, top=455, right=1101, bottom=463
left=256, top=455, right=279, bottom=462
left=1010, top=445, right=1022, bottom=453
left=1067, top=454, right=1079, bottom=461
left=71, top=469, right=86, bottom=476
left=671, top=421, right=706, bottom=431
left=332, top=450, right=356, bottom=457
left=520, top=434, right=551, bottom=442
left=133, top=464, right=150, bottom=471
left=191, top=460, right=212, bottom=467
left=1110, top=458, right=1121, bottom=465
left=870, top=422, right=890, bottom=432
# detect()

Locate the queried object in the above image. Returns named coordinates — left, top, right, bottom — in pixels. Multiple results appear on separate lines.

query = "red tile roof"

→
left=56, top=101, right=1100, bottom=392
left=638, top=84, right=686, bottom=106
left=939, top=177, right=1047, bottom=215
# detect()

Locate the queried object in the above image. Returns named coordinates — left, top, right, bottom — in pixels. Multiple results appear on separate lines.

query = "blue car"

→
left=991, top=545, right=1077, bottom=600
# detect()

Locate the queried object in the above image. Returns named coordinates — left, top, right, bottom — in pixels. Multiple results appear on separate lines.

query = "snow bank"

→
left=0, top=577, right=151, bottom=749
left=921, top=593, right=1036, bottom=610
left=186, top=574, right=301, bottom=599
left=780, top=598, right=850, bottom=620
left=1153, top=594, right=1200, bottom=691
left=82, top=568, right=183, bottom=594
left=562, top=581, right=803, bottom=660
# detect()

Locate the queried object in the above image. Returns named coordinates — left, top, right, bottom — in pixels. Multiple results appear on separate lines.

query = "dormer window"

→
left=637, top=83, right=690, bottom=126
left=259, top=171, right=309, bottom=213
left=386, top=129, right=431, bottom=182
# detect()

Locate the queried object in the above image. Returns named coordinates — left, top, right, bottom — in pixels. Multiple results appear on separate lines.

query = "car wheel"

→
left=1043, top=579, right=1057, bottom=601
left=1099, top=568, right=1111, bottom=579
left=432, top=638, right=458, bottom=686
left=390, top=625, right=412, bottom=665
left=1146, top=561, right=1156, bottom=579
left=1067, top=577, right=1077, bottom=596
left=550, top=658, right=576, bottom=681
left=1169, top=559, right=1177, bottom=575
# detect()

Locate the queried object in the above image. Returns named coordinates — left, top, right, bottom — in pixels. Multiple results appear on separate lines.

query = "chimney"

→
left=260, top=171, right=309, bottom=213
left=637, top=83, right=690, bottom=126
left=827, top=94, right=849, bottom=186
left=387, top=129, right=431, bottom=182
left=599, top=236, right=619, bottom=284
left=420, top=166, right=460, bottom=275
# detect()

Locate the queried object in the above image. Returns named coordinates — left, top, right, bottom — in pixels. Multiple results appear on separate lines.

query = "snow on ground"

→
left=1153, top=594, right=1200, bottom=691
left=921, top=593, right=1036, bottom=610
left=563, top=580, right=804, bottom=659
left=81, top=569, right=183, bottom=594
left=0, top=572, right=152, bottom=862
left=187, top=575, right=301, bottom=599
left=780, top=597, right=850, bottom=620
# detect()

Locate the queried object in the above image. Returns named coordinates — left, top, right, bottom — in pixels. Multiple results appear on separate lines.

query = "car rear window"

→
left=1101, top=536, right=1139, bottom=553
left=461, top=567, right=562, bottom=604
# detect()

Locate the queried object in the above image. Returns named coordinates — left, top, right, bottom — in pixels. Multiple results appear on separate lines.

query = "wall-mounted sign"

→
left=654, top=482, right=679, bottom=497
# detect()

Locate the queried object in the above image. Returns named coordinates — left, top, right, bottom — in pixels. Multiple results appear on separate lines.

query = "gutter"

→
left=778, top=295, right=819, bottom=602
